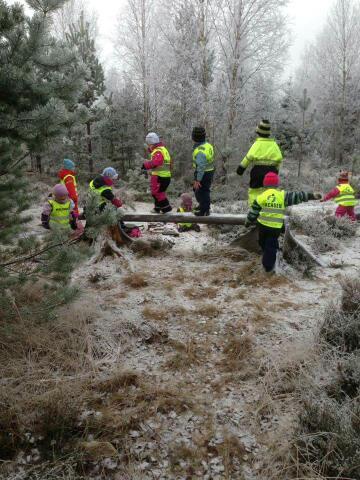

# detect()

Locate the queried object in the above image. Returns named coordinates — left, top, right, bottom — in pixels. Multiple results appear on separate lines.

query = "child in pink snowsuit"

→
left=321, top=171, right=358, bottom=221
left=142, top=132, right=172, bottom=213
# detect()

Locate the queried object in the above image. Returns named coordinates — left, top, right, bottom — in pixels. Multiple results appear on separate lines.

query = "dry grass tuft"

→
left=142, top=306, right=168, bottom=322
left=194, top=303, right=220, bottom=319
left=341, top=276, right=360, bottom=314
left=221, top=334, right=254, bottom=371
left=130, top=238, right=172, bottom=257
left=169, top=427, right=246, bottom=477
left=87, top=272, right=108, bottom=284
left=122, top=272, right=149, bottom=289
left=79, top=440, right=118, bottom=460
left=95, top=380, right=197, bottom=439
left=95, top=370, right=140, bottom=393
left=183, top=286, right=219, bottom=300
left=165, top=338, right=201, bottom=370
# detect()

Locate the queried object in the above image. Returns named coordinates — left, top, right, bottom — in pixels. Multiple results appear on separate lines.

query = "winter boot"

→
left=161, top=205, right=172, bottom=214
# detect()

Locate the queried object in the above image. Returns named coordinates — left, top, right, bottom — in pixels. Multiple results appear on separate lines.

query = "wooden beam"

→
left=122, top=213, right=249, bottom=225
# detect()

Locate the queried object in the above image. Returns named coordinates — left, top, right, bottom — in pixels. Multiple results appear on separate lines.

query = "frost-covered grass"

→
left=290, top=213, right=357, bottom=253
left=293, top=278, right=360, bottom=478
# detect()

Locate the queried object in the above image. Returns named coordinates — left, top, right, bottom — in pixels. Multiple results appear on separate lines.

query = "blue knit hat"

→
left=64, top=158, right=75, bottom=170
left=102, top=167, right=119, bottom=179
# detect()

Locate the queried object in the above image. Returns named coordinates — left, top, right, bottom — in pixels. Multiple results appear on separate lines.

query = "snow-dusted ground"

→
left=69, top=202, right=358, bottom=478
left=14, top=199, right=360, bottom=479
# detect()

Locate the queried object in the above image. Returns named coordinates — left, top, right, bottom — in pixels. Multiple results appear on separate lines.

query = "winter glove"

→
left=70, top=214, right=77, bottom=230
left=245, top=219, right=253, bottom=228
left=41, top=214, right=50, bottom=230
left=112, top=198, right=123, bottom=208
left=141, top=164, right=148, bottom=178
left=313, top=192, right=322, bottom=200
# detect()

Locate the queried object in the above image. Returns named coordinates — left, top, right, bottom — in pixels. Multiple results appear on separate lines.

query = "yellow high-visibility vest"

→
left=48, top=199, right=71, bottom=229
left=240, top=138, right=283, bottom=169
left=89, top=180, right=112, bottom=207
left=178, top=207, right=193, bottom=228
left=335, top=184, right=357, bottom=207
left=151, top=146, right=172, bottom=177
left=192, top=143, right=215, bottom=172
left=257, top=189, right=286, bottom=229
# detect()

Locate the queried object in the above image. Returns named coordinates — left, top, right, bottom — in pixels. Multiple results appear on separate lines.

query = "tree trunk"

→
left=35, top=154, right=42, bottom=174
left=87, top=121, right=93, bottom=173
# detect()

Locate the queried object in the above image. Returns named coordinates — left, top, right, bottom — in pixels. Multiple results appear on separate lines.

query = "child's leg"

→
left=259, top=227, right=279, bottom=272
left=335, top=205, right=347, bottom=218
left=150, top=175, right=161, bottom=212
left=262, top=236, right=279, bottom=272
left=157, top=177, right=172, bottom=213
left=347, top=207, right=356, bottom=221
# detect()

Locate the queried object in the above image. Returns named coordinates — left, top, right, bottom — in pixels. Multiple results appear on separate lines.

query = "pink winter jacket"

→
left=143, top=142, right=166, bottom=170
left=323, top=187, right=341, bottom=202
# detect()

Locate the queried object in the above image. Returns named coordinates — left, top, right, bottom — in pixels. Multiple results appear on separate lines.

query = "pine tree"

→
left=0, top=0, right=82, bottom=243
left=66, top=11, right=105, bottom=173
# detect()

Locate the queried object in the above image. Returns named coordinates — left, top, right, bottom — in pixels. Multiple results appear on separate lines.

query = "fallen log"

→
left=120, top=212, right=328, bottom=268
left=283, top=219, right=328, bottom=268
left=122, top=212, right=248, bottom=225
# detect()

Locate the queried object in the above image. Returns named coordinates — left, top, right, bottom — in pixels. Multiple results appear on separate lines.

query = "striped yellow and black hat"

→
left=256, top=119, right=271, bottom=136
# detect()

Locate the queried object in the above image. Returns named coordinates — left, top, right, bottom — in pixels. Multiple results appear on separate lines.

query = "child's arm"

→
left=143, top=150, right=164, bottom=171
left=321, top=187, right=340, bottom=202
left=245, top=199, right=262, bottom=225
left=101, top=189, right=123, bottom=208
left=69, top=200, right=77, bottom=230
left=64, top=176, right=78, bottom=206
left=285, top=191, right=320, bottom=207
left=41, top=202, right=51, bottom=229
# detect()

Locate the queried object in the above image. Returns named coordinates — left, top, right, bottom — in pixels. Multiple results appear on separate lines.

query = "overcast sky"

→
left=87, top=0, right=332, bottom=74
left=10, top=0, right=332, bottom=74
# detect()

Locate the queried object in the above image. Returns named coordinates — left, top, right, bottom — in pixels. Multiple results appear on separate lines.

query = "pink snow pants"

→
left=150, top=175, right=169, bottom=202
left=335, top=205, right=356, bottom=221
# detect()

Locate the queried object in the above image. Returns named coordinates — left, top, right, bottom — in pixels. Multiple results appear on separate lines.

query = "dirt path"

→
left=67, top=202, right=359, bottom=480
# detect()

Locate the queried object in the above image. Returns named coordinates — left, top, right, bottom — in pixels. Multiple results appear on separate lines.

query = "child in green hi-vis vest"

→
left=41, top=184, right=77, bottom=231
left=246, top=172, right=321, bottom=273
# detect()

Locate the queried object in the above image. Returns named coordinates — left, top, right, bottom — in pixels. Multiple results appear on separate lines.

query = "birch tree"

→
left=212, top=0, right=289, bottom=152
left=304, top=0, right=360, bottom=165
left=115, top=0, right=156, bottom=136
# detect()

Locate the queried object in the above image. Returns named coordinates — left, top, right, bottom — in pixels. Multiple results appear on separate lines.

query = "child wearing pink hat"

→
left=321, top=171, right=357, bottom=221
left=177, top=193, right=200, bottom=232
left=41, top=184, right=77, bottom=231
left=246, top=173, right=321, bottom=273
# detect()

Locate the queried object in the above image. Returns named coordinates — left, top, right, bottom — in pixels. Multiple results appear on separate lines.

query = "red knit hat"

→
left=338, top=170, right=349, bottom=183
left=263, top=172, right=280, bottom=187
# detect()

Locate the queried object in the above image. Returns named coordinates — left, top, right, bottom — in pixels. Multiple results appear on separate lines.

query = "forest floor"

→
left=4, top=195, right=360, bottom=480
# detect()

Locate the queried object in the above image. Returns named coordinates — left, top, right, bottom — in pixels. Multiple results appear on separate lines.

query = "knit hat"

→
left=102, top=167, right=119, bottom=179
left=256, top=119, right=271, bottom=137
left=145, top=132, right=160, bottom=145
left=263, top=172, right=280, bottom=187
left=180, top=193, right=193, bottom=209
left=338, top=170, right=349, bottom=183
left=192, top=126, right=206, bottom=143
left=53, top=184, right=69, bottom=198
left=63, top=158, right=75, bottom=170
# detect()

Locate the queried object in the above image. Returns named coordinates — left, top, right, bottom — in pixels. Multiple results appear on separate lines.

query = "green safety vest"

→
left=89, top=179, right=112, bottom=207
left=335, top=184, right=357, bottom=207
left=192, top=143, right=215, bottom=172
left=151, top=146, right=172, bottom=177
left=61, top=173, right=77, bottom=187
left=178, top=207, right=193, bottom=228
left=48, top=199, right=71, bottom=229
left=257, top=189, right=286, bottom=229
